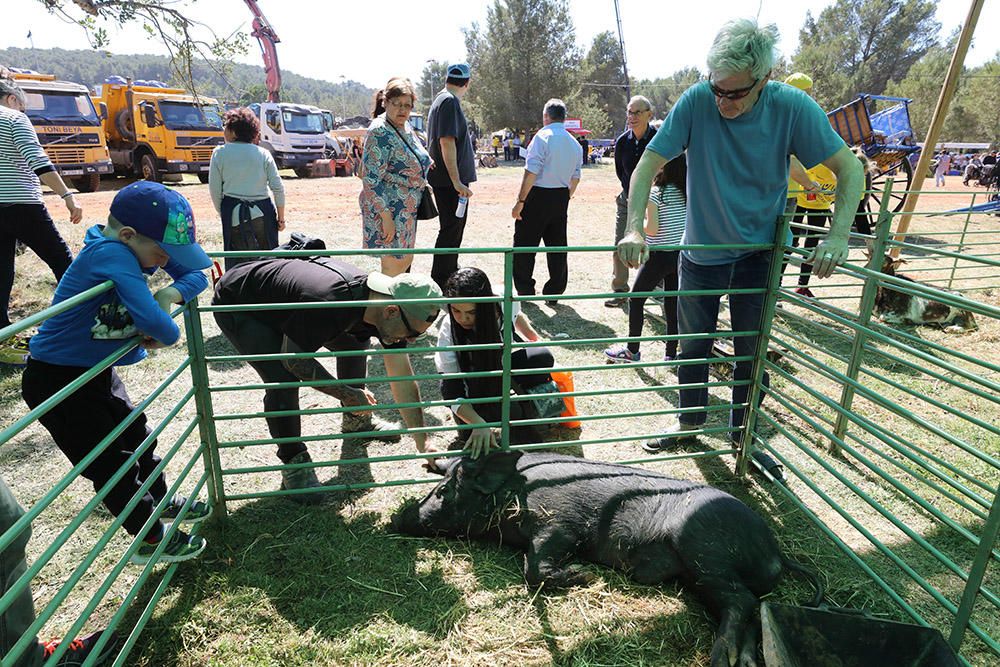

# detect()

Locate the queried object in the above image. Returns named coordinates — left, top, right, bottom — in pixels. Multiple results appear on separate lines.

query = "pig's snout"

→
left=391, top=499, right=424, bottom=534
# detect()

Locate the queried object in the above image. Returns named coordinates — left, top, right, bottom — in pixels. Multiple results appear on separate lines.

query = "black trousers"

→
left=445, top=346, right=554, bottom=445
left=628, top=250, right=679, bottom=356
left=790, top=205, right=830, bottom=287
left=0, top=203, right=73, bottom=328
left=512, top=187, right=570, bottom=296
left=431, top=185, right=469, bottom=290
left=21, top=359, right=167, bottom=539
left=853, top=198, right=873, bottom=236
left=214, top=311, right=368, bottom=463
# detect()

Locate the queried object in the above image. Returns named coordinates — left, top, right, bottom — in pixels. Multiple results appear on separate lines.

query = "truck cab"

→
left=99, top=78, right=225, bottom=183
left=11, top=70, right=112, bottom=192
left=248, top=102, right=326, bottom=177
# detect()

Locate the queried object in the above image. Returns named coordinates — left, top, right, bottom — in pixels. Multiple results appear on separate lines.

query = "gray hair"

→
left=628, top=95, right=652, bottom=113
left=0, top=78, right=26, bottom=105
left=706, top=18, right=780, bottom=80
left=543, top=98, right=567, bottom=123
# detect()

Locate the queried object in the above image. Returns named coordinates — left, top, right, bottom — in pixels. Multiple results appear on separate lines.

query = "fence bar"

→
left=830, top=187, right=894, bottom=450
left=184, top=297, right=227, bottom=514
left=737, top=211, right=791, bottom=475
left=949, top=483, right=1000, bottom=651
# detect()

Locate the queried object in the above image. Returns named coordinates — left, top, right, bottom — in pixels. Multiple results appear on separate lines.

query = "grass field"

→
left=1, top=165, right=997, bottom=666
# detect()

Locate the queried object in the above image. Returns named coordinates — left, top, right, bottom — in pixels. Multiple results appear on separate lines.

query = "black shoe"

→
left=642, top=422, right=699, bottom=452
left=750, top=450, right=786, bottom=484
left=42, top=630, right=118, bottom=666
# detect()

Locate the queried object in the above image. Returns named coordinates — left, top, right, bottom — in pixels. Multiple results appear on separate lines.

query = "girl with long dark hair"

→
left=435, top=267, right=554, bottom=457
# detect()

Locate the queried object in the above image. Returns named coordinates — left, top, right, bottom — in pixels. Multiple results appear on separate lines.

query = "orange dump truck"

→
left=98, top=77, right=225, bottom=182
left=11, top=69, right=112, bottom=192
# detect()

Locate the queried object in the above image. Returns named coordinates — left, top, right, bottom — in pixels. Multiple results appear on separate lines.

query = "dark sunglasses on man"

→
left=397, top=306, right=429, bottom=342
left=708, top=77, right=760, bottom=100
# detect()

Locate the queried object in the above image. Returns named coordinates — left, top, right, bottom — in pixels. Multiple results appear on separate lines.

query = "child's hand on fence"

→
left=153, top=286, right=183, bottom=314
left=141, top=336, right=167, bottom=350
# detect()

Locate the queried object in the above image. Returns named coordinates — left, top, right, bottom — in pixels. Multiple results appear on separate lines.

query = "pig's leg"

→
left=523, top=528, right=592, bottom=589
left=627, top=542, right=684, bottom=585
left=694, top=578, right=760, bottom=667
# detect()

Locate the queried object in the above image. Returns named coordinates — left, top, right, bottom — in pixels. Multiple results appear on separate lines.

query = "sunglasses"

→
left=397, top=307, right=425, bottom=342
left=708, top=77, right=760, bottom=100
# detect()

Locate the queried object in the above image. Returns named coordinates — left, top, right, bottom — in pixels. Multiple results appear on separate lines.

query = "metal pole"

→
left=830, top=180, right=895, bottom=452
left=500, top=251, right=515, bottom=449
left=183, top=298, right=227, bottom=518
left=735, top=209, right=793, bottom=475
left=947, top=192, right=976, bottom=291
left=891, top=0, right=986, bottom=255
left=614, top=0, right=632, bottom=105
left=949, top=482, right=1000, bottom=651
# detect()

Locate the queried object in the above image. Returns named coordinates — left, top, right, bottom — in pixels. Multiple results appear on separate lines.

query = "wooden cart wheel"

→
left=866, top=154, right=913, bottom=227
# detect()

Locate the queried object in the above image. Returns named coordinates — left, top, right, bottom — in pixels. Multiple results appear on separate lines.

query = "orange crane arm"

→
left=243, top=0, right=282, bottom=103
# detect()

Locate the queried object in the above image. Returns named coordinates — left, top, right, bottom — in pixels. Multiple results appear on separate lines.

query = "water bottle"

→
left=456, top=195, right=468, bottom=218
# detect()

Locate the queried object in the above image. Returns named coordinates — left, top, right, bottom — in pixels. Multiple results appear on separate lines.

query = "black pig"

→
left=393, top=451, right=821, bottom=667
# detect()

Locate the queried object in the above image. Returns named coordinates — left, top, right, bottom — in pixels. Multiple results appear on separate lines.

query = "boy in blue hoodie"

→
left=21, top=182, right=212, bottom=565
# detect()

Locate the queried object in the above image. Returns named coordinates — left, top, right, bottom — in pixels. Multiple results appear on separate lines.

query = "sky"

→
left=5, top=0, right=998, bottom=91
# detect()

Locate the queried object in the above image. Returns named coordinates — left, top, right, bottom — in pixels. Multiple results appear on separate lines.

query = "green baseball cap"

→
left=367, top=272, right=441, bottom=324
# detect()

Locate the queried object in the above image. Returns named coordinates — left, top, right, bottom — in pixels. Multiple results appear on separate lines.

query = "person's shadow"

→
left=120, top=495, right=467, bottom=665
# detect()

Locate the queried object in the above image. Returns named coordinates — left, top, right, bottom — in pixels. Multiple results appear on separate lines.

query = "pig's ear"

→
left=466, top=452, right=522, bottom=495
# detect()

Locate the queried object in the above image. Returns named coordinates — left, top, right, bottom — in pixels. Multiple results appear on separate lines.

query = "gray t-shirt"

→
left=427, top=89, right=477, bottom=188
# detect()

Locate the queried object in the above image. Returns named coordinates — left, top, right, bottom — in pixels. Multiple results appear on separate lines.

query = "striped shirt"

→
left=648, top=184, right=685, bottom=248
left=0, top=105, right=55, bottom=204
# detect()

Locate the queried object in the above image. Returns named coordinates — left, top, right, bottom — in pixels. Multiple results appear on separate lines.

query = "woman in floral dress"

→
left=359, top=77, right=431, bottom=276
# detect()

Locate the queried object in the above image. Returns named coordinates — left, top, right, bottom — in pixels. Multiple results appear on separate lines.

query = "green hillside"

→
left=0, top=47, right=374, bottom=118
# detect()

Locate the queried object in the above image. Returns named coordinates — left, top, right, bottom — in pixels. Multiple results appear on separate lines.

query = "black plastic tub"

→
left=760, top=602, right=962, bottom=666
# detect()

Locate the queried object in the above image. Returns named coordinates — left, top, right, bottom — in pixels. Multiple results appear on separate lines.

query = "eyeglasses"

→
left=397, top=307, right=424, bottom=342
left=387, top=99, right=414, bottom=112
left=626, top=109, right=650, bottom=116
left=708, top=77, right=760, bottom=100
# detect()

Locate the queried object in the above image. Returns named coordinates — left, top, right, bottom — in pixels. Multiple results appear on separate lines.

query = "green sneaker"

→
left=130, top=527, right=206, bottom=565
left=0, top=335, right=30, bottom=366
left=160, top=495, right=211, bottom=524
left=280, top=451, right=325, bottom=505
left=341, top=411, right=402, bottom=443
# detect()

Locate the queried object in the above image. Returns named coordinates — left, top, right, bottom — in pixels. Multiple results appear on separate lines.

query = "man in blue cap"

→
left=22, top=181, right=212, bottom=565
left=426, top=62, right=476, bottom=289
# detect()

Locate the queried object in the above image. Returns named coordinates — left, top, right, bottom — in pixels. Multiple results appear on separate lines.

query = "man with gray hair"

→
left=511, top=99, right=582, bottom=303
left=0, top=77, right=82, bottom=365
left=606, top=95, right=656, bottom=307
left=618, top=19, right=863, bottom=456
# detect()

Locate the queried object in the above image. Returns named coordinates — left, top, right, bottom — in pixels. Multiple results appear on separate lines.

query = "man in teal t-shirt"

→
left=617, top=18, right=863, bottom=452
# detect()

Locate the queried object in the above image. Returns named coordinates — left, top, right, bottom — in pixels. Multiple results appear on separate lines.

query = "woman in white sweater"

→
left=209, top=107, right=285, bottom=270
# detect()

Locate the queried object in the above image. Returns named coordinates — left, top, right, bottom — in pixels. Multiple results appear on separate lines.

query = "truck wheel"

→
left=72, top=174, right=100, bottom=193
left=197, top=173, right=210, bottom=184
left=115, top=109, right=136, bottom=142
left=294, top=167, right=312, bottom=178
left=139, top=153, right=160, bottom=182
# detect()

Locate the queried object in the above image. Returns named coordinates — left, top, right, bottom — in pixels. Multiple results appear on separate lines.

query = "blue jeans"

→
left=676, top=251, right=772, bottom=434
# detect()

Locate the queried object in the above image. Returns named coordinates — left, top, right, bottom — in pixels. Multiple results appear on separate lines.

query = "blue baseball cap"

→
left=447, top=63, right=471, bottom=80
left=109, top=181, right=212, bottom=270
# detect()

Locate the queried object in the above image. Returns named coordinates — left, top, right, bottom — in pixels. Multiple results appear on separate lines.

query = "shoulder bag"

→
left=387, top=121, right=438, bottom=220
